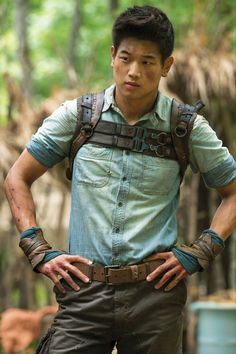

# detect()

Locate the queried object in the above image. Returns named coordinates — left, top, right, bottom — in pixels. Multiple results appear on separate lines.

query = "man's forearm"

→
left=4, top=172, right=38, bottom=232
left=172, top=181, right=236, bottom=275
left=4, top=149, right=47, bottom=232
left=210, top=193, right=236, bottom=240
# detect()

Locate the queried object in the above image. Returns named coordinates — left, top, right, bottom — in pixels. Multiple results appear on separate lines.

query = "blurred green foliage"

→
left=0, top=0, right=235, bottom=124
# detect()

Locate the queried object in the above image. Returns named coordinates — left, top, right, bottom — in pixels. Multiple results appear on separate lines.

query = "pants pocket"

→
left=36, top=328, right=55, bottom=354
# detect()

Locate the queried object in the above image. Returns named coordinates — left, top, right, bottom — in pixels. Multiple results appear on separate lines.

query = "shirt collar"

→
left=153, top=91, right=171, bottom=121
left=103, top=84, right=171, bottom=122
left=102, top=85, right=116, bottom=112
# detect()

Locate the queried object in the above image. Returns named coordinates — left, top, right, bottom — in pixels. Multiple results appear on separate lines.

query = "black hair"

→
left=112, top=5, right=174, bottom=62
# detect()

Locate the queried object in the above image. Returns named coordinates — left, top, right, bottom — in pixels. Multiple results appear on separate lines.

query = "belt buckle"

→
left=132, top=137, right=148, bottom=152
left=104, top=265, right=120, bottom=284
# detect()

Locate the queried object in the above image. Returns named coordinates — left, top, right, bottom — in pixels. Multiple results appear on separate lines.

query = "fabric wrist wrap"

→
left=19, top=227, right=65, bottom=271
left=173, top=230, right=225, bottom=271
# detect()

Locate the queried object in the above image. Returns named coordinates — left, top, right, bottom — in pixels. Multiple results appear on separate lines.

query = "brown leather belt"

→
left=72, top=260, right=164, bottom=285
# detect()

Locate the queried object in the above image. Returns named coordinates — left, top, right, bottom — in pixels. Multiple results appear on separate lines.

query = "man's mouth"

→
left=125, top=81, right=140, bottom=88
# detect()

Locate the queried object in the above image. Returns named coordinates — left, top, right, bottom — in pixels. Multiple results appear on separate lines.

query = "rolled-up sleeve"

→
left=189, top=115, right=236, bottom=188
left=202, top=155, right=236, bottom=188
left=27, top=99, right=77, bottom=168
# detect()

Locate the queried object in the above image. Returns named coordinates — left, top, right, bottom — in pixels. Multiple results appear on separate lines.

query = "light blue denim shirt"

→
left=27, top=85, right=236, bottom=266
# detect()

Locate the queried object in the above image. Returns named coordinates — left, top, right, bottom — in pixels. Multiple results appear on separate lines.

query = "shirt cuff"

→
left=202, top=154, right=236, bottom=188
left=27, top=138, right=66, bottom=168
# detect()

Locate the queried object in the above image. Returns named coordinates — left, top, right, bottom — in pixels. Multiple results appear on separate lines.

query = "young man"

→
left=4, top=5, right=236, bottom=354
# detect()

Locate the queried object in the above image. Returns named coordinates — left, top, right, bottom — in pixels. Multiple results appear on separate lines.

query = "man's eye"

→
left=143, top=61, right=152, bottom=65
left=120, top=57, right=128, bottom=62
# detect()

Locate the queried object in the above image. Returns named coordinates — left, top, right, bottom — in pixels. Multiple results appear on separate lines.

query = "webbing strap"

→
left=86, top=120, right=177, bottom=159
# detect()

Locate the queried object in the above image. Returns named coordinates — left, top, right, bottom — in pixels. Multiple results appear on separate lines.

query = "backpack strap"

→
left=66, top=91, right=105, bottom=180
left=170, top=99, right=205, bottom=177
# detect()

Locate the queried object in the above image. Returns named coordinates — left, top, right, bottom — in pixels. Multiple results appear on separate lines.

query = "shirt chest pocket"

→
left=141, top=156, right=180, bottom=195
left=74, top=144, right=113, bottom=187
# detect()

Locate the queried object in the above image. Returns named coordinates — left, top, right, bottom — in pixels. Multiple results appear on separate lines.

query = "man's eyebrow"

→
left=141, top=53, right=157, bottom=59
left=119, top=50, right=130, bottom=55
left=119, top=50, right=157, bottom=59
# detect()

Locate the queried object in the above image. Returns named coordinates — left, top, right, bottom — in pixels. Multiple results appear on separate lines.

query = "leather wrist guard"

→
left=19, top=228, right=52, bottom=271
left=175, top=232, right=224, bottom=270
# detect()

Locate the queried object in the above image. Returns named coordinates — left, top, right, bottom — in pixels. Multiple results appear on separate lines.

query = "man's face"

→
left=111, top=37, right=173, bottom=101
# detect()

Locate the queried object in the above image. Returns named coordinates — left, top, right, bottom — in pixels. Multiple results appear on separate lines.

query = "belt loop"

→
left=87, top=264, right=94, bottom=283
left=115, top=123, right=122, bottom=136
left=112, top=135, right=118, bottom=147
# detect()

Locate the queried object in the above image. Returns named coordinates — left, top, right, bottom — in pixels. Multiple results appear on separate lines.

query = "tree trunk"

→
left=18, top=261, right=37, bottom=309
left=109, top=0, right=119, bottom=16
left=14, top=0, right=33, bottom=104
left=67, top=0, right=81, bottom=88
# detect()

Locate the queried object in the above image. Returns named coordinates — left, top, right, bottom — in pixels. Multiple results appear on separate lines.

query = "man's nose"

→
left=128, top=62, right=141, bottom=78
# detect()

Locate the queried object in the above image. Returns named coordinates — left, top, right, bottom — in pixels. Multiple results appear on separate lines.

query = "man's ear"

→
left=111, top=46, right=115, bottom=67
left=162, top=56, right=174, bottom=77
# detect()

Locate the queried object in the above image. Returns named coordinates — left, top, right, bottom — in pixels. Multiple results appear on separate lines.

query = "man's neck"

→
left=114, top=88, right=158, bottom=125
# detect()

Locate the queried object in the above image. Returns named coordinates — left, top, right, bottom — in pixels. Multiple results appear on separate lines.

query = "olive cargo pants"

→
left=36, top=278, right=187, bottom=354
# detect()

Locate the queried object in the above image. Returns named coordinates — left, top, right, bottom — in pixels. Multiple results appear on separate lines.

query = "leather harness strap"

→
left=86, top=120, right=177, bottom=159
left=66, top=92, right=105, bottom=180
left=72, top=259, right=164, bottom=284
left=170, top=99, right=199, bottom=175
left=66, top=92, right=205, bottom=180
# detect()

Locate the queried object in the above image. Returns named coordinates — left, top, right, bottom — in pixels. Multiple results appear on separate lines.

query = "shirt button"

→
left=118, top=202, right=123, bottom=207
left=122, top=176, right=127, bottom=181
left=115, top=227, right=120, bottom=233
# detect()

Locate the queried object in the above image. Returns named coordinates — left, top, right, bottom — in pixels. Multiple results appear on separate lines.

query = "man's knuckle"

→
left=157, top=265, right=164, bottom=272
left=63, top=273, right=71, bottom=281
left=44, top=265, right=51, bottom=274
left=162, top=274, right=169, bottom=281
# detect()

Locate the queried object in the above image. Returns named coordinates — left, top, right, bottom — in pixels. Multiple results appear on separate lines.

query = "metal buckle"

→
left=131, top=127, right=149, bottom=152
left=151, top=132, right=169, bottom=145
left=132, top=138, right=142, bottom=152
left=132, top=138, right=148, bottom=152
left=81, top=123, right=93, bottom=138
left=135, top=127, right=145, bottom=138
left=155, top=145, right=166, bottom=157
left=175, top=122, right=187, bottom=137
left=157, top=132, right=169, bottom=145
left=104, top=265, right=120, bottom=284
left=149, top=144, right=165, bottom=157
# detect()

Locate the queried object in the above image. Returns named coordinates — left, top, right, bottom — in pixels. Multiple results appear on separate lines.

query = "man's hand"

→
left=37, top=254, right=92, bottom=293
left=145, top=251, right=188, bottom=291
